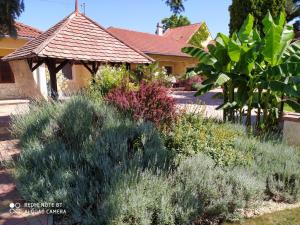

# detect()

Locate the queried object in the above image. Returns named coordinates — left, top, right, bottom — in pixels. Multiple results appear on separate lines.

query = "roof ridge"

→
left=33, top=13, right=74, bottom=56
left=15, top=21, right=43, bottom=34
left=108, top=26, right=164, bottom=38
left=167, top=22, right=202, bottom=30
left=82, top=14, right=154, bottom=62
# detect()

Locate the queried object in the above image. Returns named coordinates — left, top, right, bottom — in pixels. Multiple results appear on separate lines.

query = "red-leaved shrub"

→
left=106, top=82, right=177, bottom=126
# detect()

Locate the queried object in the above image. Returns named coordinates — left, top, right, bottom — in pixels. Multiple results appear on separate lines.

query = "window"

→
left=164, top=66, right=173, bottom=75
left=62, top=63, right=73, bottom=80
left=0, top=59, right=15, bottom=83
left=187, top=67, right=196, bottom=73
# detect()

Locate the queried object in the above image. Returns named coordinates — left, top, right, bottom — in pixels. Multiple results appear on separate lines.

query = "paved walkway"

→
left=0, top=100, right=49, bottom=225
left=171, top=89, right=224, bottom=120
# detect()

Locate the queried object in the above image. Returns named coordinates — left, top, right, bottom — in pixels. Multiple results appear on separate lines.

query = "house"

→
left=0, top=22, right=48, bottom=99
left=1, top=0, right=211, bottom=100
left=3, top=2, right=153, bottom=100
left=107, top=23, right=212, bottom=76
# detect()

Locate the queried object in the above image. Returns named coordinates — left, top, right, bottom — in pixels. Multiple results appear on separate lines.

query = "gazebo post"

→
left=46, top=59, right=58, bottom=100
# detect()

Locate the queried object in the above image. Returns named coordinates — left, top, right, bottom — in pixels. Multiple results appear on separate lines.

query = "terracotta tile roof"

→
left=163, top=23, right=202, bottom=43
left=15, top=22, right=42, bottom=39
left=4, top=13, right=153, bottom=64
left=107, top=23, right=202, bottom=57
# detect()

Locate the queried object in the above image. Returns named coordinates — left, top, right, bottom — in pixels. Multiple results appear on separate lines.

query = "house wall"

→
left=143, top=54, right=198, bottom=76
left=0, top=60, right=45, bottom=99
left=0, top=38, right=28, bottom=57
left=57, top=65, right=92, bottom=96
left=0, top=38, right=48, bottom=100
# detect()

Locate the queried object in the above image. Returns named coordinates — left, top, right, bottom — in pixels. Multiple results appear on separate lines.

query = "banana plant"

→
left=182, top=11, right=300, bottom=131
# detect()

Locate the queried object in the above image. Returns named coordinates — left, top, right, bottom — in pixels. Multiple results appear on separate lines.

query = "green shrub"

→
left=98, top=170, right=175, bottom=225
left=173, top=154, right=264, bottom=224
left=87, top=65, right=132, bottom=96
left=162, top=113, right=252, bottom=167
left=12, top=96, right=171, bottom=224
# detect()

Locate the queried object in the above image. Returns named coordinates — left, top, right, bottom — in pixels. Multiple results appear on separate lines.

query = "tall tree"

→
left=164, top=0, right=185, bottom=14
left=229, top=0, right=286, bottom=35
left=161, top=14, right=191, bottom=31
left=286, top=0, right=300, bottom=22
left=0, top=0, right=24, bottom=37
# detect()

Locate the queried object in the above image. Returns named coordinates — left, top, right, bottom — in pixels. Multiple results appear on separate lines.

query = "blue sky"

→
left=19, top=0, right=231, bottom=38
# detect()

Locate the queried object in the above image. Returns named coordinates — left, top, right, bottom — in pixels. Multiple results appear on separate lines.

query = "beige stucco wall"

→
left=0, top=60, right=45, bottom=100
left=58, top=64, right=92, bottom=96
left=0, top=38, right=28, bottom=57
left=283, top=120, right=300, bottom=146
left=147, top=54, right=199, bottom=76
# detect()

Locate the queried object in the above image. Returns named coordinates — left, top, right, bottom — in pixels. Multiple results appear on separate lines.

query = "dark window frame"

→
left=62, top=63, right=73, bottom=80
left=0, top=58, right=15, bottom=83
left=164, top=66, right=173, bottom=75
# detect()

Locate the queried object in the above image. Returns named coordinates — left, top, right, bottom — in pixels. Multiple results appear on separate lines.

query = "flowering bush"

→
left=106, top=82, right=177, bottom=126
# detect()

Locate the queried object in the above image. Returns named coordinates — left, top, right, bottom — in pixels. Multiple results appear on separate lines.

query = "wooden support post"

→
left=46, top=59, right=58, bottom=100
left=31, top=60, right=45, bottom=72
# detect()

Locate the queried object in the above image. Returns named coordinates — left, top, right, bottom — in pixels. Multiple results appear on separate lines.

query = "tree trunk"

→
left=223, top=84, right=228, bottom=122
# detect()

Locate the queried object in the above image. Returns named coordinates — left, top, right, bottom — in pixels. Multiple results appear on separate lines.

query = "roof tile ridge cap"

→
left=110, top=26, right=182, bottom=43
left=109, top=26, right=161, bottom=37
left=169, top=22, right=202, bottom=30
left=15, top=21, right=43, bottom=34
left=33, top=12, right=75, bottom=56
left=81, top=13, right=154, bottom=62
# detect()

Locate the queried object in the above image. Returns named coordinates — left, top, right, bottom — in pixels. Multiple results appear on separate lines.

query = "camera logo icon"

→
left=9, top=202, right=21, bottom=214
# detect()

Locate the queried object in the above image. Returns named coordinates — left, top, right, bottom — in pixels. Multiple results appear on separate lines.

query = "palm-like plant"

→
left=183, top=11, right=300, bottom=131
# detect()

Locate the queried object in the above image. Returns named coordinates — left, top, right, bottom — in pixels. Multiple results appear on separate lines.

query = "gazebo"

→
left=3, top=0, right=153, bottom=99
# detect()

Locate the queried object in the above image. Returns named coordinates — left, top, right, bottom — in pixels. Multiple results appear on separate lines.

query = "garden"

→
left=7, top=11, right=300, bottom=225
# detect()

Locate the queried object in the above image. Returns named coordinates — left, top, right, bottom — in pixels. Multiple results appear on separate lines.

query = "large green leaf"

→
left=264, top=63, right=300, bottom=77
left=228, top=38, right=241, bottom=62
left=195, top=83, right=215, bottom=96
left=182, top=46, right=217, bottom=66
left=262, top=15, right=283, bottom=66
left=238, top=14, right=254, bottom=42
left=215, top=73, right=231, bottom=86
left=283, top=40, right=300, bottom=62
left=269, top=80, right=300, bottom=97
left=216, top=33, right=230, bottom=47
left=277, top=25, right=295, bottom=63
left=284, top=99, right=300, bottom=112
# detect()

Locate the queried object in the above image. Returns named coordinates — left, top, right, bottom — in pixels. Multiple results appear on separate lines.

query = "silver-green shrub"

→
left=12, top=96, right=172, bottom=224
left=173, top=154, right=264, bottom=224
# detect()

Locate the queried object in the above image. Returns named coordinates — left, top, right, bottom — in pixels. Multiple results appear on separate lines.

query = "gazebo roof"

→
left=3, top=12, right=153, bottom=64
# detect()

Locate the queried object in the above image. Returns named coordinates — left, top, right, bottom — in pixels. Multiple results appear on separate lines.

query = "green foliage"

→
left=249, top=141, right=300, bottom=203
left=188, top=22, right=210, bottom=48
left=164, top=0, right=185, bottom=14
left=183, top=12, right=300, bottom=131
left=229, top=0, right=286, bottom=34
left=161, top=14, right=191, bottom=31
left=99, top=170, right=175, bottom=225
left=88, top=65, right=131, bottom=95
left=162, top=113, right=252, bottom=167
left=11, top=97, right=300, bottom=224
left=285, top=0, right=300, bottom=21
left=174, top=154, right=264, bottom=224
left=136, top=63, right=175, bottom=87
left=0, top=0, right=24, bottom=37
left=12, top=96, right=171, bottom=224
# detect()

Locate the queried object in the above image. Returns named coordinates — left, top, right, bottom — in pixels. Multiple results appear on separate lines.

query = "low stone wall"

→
left=283, top=113, right=300, bottom=147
